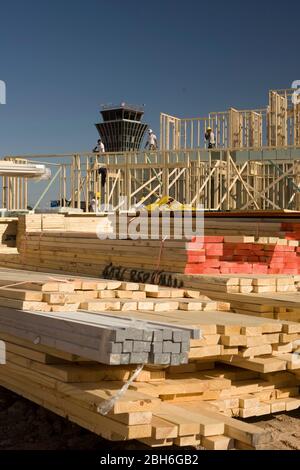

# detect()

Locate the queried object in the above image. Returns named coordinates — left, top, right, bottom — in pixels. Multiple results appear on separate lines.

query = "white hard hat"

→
left=148, top=128, right=153, bottom=133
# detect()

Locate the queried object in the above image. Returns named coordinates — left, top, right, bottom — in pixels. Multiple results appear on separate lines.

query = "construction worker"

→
left=205, top=127, right=216, bottom=149
left=91, top=139, right=105, bottom=166
left=91, top=138, right=107, bottom=188
left=145, top=129, right=158, bottom=150
left=93, top=138, right=105, bottom=153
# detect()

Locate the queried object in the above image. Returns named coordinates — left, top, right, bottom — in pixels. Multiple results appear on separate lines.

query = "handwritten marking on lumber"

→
left=102, top=262, right=184, bottom=288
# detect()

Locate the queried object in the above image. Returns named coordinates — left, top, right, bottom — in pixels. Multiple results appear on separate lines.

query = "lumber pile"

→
left=0, top=269, right=223, bottom=313
left=12, top=226, right=300, bottom=277
left=181, top=273, right=299, bottom=294
left=1, top=214, right=300, bottom=279
left=0, top=306, right=200, bottom=366
left=0, top=331, right=279, bottom=449
left=227, top=292, right=300, bottom=322
left=0, top=211, right=300, bottom=449
left=100, top=309, right=300, bottom=371
left=183, top=234, right=300, bottom=275
left=177, top=274, right=300, bottom=323
left=11, top=232, right=300, bottom=277
left=17, top=213, right=110, bottom=234
left=0, top=268, right=299, bottom=366
left=0, top=268, right=299, bottom=448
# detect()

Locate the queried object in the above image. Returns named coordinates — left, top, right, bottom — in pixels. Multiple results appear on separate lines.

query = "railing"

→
left=100, top=103, right=145, bottom=112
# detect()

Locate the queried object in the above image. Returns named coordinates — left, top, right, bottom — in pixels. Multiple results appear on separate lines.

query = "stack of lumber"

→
left=133, top=365, right=300, bottom=419
left=1, top=214, right=300, bottom=278
left=0, top=268, right=300, bottom=448
left=202, top=218, right=284, bottom=237
left=0, top=269, right=223, bottom=313
left=101, top=309, right=300, bottom=372
left=224, top=292, right=300, bottom=322
left=12, top=231, right=300, bottom=277
left=178, top=274, right=300, bottom=323
left=181, top=273, right=299, bottom=294
left=0, top=306, right=201, bottom=366
left=10, top=231, right=300, bottom=275
left=183, top=235, right=300, bottom=275
left=0, top=331, right=278, bottom=449
left=17, top=213, right=111, bottom=234
left=0, top=269, right=299, bottom=367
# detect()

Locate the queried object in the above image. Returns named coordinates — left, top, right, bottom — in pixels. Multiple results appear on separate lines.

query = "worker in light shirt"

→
left=145, top=129, right=158, bottom=150
left=91, top=138, right=107, bottom=187
left=93, top=138, right=105, bottom=154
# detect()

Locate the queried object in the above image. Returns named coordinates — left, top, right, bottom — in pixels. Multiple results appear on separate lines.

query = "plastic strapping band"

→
left=156, top=235, right=167, bottom=271
left=97, top=363, right=145, bottom=416
left=0, top=280, right=33, bottom=290
left=0, top=276, right=74, bottom=290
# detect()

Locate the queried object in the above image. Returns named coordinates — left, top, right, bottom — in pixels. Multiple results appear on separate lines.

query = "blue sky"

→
left=0, top=0, right=299, bottom=157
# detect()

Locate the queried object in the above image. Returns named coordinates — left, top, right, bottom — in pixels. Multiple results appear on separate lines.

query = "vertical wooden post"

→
left=185, top=152, right=190, bottom=203
left=208, top=151, right=211, bottom=210
left=85, top=157, right=89, bottom=212
left=125, top=152, right=131, bottom=208
left=162, top=150, right=169, bottom=198
left=24, top=178, right=28, bottom=210
left=2, top=176, right=6, bottom=209
left=70, top=156, right=75, bottom=208
left=77, top=155, right=81, bottom=210
left=295, top=161, right=300, bottom=210
left=196, top=150, right=200, bottom=206
left=226, top=150, right=230, bottom=210
left=63, top=165, right=66, bottom=206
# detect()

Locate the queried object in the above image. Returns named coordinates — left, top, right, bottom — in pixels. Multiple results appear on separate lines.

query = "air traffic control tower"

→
left=95, top=103, right=148, bottom=152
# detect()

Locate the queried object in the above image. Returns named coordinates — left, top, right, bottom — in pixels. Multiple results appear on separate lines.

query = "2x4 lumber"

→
left=0, top=298, right=51, bottom=311
left=14, top=281, right=75, bottom=293
left=188, top=345, right=222, bottom=359
left=178, top=402, right=271, bottom=446
left=154, top=403, right=224, bottom=437
left=220, top=355, right=287, bottom=373
left=6, top=352, right=115, bottom=382
left=0, top=331, right=90, bottom=362
left=5, top=342, right=70, bottom=365
left=174, top=435, right=201, bottom=446
left=44, top=291, right=98, bottom=304
left=201, top=435, right=234, bottom=450
left=138, top=437, right=173, bottom=447
left=0, top=287, right=43, bottom=301
left=60, top=383, right=160, bottom=415
left=0, top=311, right=123, bottom=363
left=112, top=411, right=152, bottom=426
left=90, top=311, right=198, bottom=338
left=151, top=417, right=178, bottom=439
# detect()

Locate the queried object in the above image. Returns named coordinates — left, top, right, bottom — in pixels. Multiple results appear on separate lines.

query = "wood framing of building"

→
left=1, top=87, right=300, bottom=212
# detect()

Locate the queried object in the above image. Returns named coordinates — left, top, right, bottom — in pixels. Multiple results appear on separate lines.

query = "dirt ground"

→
left=0, top=386, right=299, bottom=450
left=0, top=387, right=141, bottom=450
left=248, top=409, right=300, bottom=450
